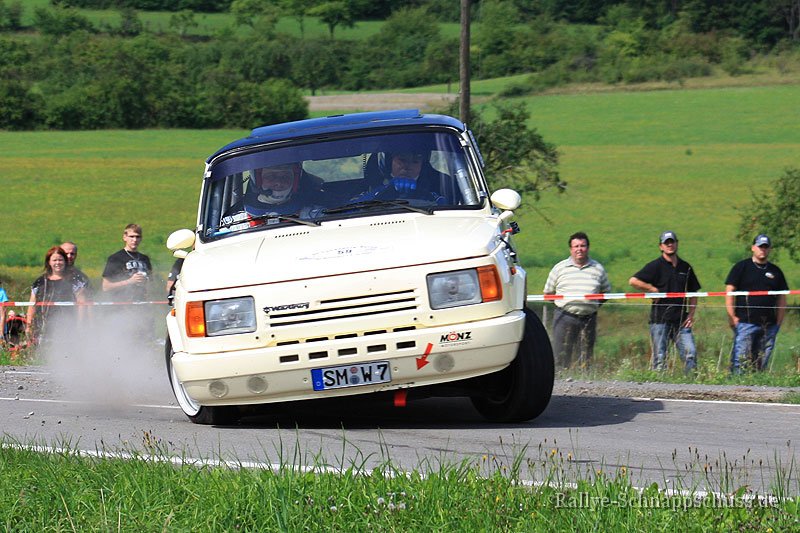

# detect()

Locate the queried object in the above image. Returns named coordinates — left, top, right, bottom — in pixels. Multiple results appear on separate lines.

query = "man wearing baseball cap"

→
left=629, top=231, right=701, bottom=372
left=725, top=234, right=788, bottom=373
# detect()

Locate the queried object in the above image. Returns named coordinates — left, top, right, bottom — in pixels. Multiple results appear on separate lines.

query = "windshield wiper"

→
left=323, top=199, right=433, bottom=215
left=251, top=212, right=321, bottom=227
left=217, top=211, right=320, bottom=230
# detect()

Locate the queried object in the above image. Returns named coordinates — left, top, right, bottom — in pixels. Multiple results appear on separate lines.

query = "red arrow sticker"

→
left=416, top=343, right=433, bottom=370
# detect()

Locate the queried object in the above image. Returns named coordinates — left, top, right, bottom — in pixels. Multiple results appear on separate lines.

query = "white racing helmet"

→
left=248, top=164, right=301, bottom=208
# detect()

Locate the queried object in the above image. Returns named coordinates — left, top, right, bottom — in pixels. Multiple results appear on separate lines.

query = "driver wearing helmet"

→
left=221, top=162, right=322, bottom=231
left=354, top=150, right=452, bottom=204
left=245, top=163, right=302, bottom=216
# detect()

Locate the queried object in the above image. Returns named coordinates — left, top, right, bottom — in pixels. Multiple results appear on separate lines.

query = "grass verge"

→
left=0, top=439, right=796, bottom=531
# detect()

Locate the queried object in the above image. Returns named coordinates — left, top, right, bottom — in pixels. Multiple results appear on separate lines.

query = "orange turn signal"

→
left=477, top=265, right=502, bottom=302
left=186, top=301, right=206, bottom=337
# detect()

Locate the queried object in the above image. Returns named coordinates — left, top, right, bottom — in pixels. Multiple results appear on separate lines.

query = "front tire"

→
left=471, top=307, right=554, bottom=422
left=165, top=337, right=239, bottom=425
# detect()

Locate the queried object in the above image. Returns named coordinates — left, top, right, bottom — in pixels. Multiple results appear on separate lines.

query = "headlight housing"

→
left=427, top=266, right=502, bottom=310
left=187, top=297, right=256, bottom=337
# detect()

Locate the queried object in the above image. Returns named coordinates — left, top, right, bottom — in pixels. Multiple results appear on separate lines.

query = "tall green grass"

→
left=1, top=440, right=796, bottom=531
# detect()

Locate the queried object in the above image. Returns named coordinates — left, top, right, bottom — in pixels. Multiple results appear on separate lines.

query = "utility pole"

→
left=459, top=0, right=470, bottom=125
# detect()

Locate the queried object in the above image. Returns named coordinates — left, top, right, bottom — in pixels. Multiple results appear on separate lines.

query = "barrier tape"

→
left=1, top=289, right=797, bottom=308
left=526, top=289, right=800, bottom=302
left=1, top=301, right=168, bottom=307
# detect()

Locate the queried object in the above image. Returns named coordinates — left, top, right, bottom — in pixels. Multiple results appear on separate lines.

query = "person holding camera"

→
left=102, top=223, right=152, bottom=303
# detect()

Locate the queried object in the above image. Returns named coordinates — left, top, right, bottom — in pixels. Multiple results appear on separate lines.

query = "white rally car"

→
left=165, top=109, right=553, bottom=424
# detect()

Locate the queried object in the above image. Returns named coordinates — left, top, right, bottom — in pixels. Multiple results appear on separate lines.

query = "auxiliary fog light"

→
left=208, top=380, right=229, bottom=398
left=247, top=376, right=269, bottom=394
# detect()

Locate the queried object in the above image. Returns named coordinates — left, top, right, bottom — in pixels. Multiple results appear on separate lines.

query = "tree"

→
left=291, top=38, right=339, bottom=94
left=359, top=7, right=442, bottom=87
left=281, top=0, right=315, bottom=37
left=462, top=101, right=565, bottom=200
left=0, top=0, right=23, bottom=31
left=33, top=6, right=95, bottom=35
left=776, top=0, right=800, bottom=41
left=230, top=0, right=280, bottom=35
left=475, top=0, right=521, bottom=77
left=0, top=79, right=43, bottom=130
left=169, top=9, right=198, bottom=37
left=308, top=1, right=356, bottom=39
left=738, top=167, right=800, bottom=260
left=116, top=7, right=143, bottom=37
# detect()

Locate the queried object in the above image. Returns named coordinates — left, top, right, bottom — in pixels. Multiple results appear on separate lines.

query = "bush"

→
left=33, top=6, right=94, bottom=36
left=719, top=36, right=750, bottom=76
left=0, top=0, right=23, bottom=31
left=44, top=84, right=113, bottom=129
left=0, top=79, right=43, bottom=130
left=198, top=77, right=307, bottom=129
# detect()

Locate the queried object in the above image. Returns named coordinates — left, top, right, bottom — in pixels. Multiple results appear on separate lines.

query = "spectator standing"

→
left=0, top=282, right=8, bottom=341
left=629, top=231, right=701, bottom=372
left=26, top=246, right=87, bottom=345
left=543, top=232, right=611, bottom=369
left=166, top=257, right=184, bottom=301
left=725, top=234, right=788, bottom=373
left=61, top=241, right=92, bottom=297
left=102, top=224, right=152, bottom=302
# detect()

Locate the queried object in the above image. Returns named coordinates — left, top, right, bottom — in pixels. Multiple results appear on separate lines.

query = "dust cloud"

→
left=41, top=305, right=172, bottom=411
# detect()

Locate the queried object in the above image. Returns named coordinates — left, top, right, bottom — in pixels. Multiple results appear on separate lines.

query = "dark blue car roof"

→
left=207, top=109, right=466, bottom=162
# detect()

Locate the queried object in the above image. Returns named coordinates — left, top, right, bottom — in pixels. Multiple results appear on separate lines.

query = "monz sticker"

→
left=439, top=331, right=472, bottom=344
left=263, top=302, right=310, bottom=314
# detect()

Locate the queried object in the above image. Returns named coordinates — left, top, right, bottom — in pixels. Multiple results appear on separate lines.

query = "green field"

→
left=19, top=0, right=461, bottom=40
left=2, top=83, right=799, bottom=377
left=509, top=84, right=800, bottom=292
left=3, top=85, right=798, bottom=290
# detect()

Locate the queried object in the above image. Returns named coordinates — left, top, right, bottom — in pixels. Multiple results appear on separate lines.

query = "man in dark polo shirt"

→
left=725, top=234, right=788, bottom=373
left=629, top=231, right=701, bottom=372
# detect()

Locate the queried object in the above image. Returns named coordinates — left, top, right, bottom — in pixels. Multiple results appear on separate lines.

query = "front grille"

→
left=265, top=289, right=419, bottom=328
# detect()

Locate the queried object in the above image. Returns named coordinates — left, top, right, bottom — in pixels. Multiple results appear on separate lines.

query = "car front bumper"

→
left=170, top=310, right=525, bottom=406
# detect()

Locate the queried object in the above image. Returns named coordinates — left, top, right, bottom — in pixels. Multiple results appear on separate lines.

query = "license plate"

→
left=311, top=361, right=391, bottom=391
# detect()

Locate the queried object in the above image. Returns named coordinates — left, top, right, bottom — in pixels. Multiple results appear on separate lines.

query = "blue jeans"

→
left=730, top=322, right=780, bottom=373
left=649, top=323, right=696, bottom=372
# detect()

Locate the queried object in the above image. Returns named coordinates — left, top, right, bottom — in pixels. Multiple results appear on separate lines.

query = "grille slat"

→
left=266, top=289, right=418, bottom=329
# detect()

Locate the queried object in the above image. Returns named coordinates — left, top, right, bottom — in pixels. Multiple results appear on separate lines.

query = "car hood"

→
left=181, top=214, right=500, bottom=292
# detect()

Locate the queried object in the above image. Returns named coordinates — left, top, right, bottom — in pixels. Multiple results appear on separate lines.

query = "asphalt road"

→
left=1, top=361, right=797, bottom=495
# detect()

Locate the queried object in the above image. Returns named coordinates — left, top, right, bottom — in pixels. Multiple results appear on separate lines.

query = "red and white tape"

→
left=1, top=301, right=168, bottom=307
left=2, top=289, right=796, bottom=308
left=526, top=289, right=800, bottom=302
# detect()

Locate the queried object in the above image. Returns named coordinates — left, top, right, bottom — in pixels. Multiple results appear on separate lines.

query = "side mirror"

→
left=490, top=189, right=521, bottom=211
left=167, top=229, right=196, bottom=251
left=173, top=249, right=189, bottom=259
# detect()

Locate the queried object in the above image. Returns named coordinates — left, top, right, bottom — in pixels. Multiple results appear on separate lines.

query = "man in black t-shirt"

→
left=629, top=231, right=701, bottom=372
left=102, top=224, right=152, bottom=303
left=725, top=234, right=788, bottom=373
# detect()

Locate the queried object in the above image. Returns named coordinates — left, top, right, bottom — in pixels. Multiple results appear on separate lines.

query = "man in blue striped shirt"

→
left=544, top=232, right=611, bottom=369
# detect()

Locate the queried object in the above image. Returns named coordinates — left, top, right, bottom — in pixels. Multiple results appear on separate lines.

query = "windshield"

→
left=200, top=130, right=484, bottom=241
